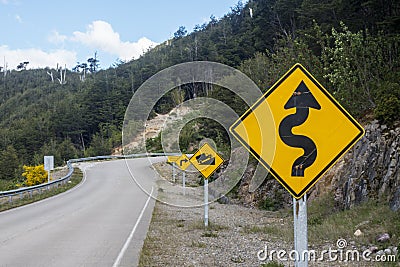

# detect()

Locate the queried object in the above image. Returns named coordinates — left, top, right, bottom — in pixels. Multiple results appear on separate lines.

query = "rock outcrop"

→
left=331, top=120, right=400, bottom=211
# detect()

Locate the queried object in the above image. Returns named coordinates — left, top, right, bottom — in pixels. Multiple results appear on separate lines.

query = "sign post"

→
left=190, top=143, right=224, bottom=227
left=230, top=63, right=365, bottom=266
left=204, top=178, right=209, bottom=227
left=293, top=195, right=307, bottom=267
left=44, top=156, right=54, bottom=183
left=167, top=155, right=180, bottom=183
left=172, top=162, right=176, bottom=183
left=174, top=154, right=191, bottom=195
left=182, top=171, right=186, bottom=195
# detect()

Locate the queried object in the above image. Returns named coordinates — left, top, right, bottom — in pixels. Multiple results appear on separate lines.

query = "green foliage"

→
left=146, top=133, right=162, bottom=153
left=241, top=21, right=399, bottom=126
left=319, top=23, right=400, bottom=117
left=374, top=82, right=400, bottom=126
left=375, top=95, right=400, bottom=127
left=0, top=145, right=19, bottom=180
left=259, top=191, right=284, bottom=211
left=178, top=120, right=201, bottom=152
left=85, top=133, right=112, bottom=157
left=0, top=0, right=399, bottom=181
left=32, top=138, right=79, bottom=167
left=239, top=36, right=323, bottom=92
left=308, top=196, right=400, bottom=247
left=58, top=138, right=79, bottom=162
left=84, top=123, right=121, bottom=156
left=0, top=179, right=20, bottom=191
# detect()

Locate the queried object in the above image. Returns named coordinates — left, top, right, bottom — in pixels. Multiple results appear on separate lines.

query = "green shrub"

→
left=145, top=133, right=162, bottom=152
left=375, top=94, right=400, bottom=127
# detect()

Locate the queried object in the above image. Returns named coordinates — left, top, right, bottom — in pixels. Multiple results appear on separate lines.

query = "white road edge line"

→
left=112, top=186, right=154, bottom=267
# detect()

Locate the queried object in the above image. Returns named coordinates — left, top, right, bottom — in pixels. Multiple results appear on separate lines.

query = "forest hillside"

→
left=0, top=0, right=399, bottom=192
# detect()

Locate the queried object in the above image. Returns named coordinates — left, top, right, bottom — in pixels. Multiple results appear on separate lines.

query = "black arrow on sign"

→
left=278, top=81, right=321, bottom=177
left=180, top=158, right=188, bottom=166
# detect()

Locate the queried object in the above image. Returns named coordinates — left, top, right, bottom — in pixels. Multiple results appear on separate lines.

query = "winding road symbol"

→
left=229, top=63, right=364, bottom=198
left=278, top=81, right=321, bottom=177
left=180, top=158, right=189, bottom=166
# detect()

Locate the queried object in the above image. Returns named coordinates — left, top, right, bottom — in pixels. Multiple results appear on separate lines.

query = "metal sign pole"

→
left=172, top=162, right=176, bottom=183
left=204, top=179, right=208, bottom=227
left=182, top=171, right=186, bottom=195
left=293, top=195, right=308, bottom=267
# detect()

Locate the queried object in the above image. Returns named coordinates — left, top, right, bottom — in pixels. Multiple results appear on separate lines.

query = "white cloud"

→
left=15, top=14, right=22, bottom=23
left=0, top=20, right=157, bottom=70
left=0, top=45, right=77, bottom=69
left=48, top=30, right=67, bottom=44
left=71, top=20, right=158, bottom=61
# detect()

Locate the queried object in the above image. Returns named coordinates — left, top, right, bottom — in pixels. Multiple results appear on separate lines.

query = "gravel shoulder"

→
left=139, top=162, right=392, bottom=267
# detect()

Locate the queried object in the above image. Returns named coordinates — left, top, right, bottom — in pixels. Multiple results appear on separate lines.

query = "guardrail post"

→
left=29, top=190, right=33, bottom=198
left=9, top=195, right=12, bottom=204
left=19, top=192, right=23, bottom=200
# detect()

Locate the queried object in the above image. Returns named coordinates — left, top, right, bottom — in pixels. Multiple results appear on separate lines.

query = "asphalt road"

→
left=0, top=157, right=161, bottom=267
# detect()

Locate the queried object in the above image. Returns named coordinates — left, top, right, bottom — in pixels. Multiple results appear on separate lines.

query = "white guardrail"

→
left=0, top=153, right=177, bottom=205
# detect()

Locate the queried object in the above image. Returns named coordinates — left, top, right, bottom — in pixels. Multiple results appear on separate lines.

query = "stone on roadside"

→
left=369, top=246, right=379, bottom=253
left=354, top=229, right=363, bottom=237
left=376, top=233, right=390, bottom=242
left=384, top=248, right=392, bottom=254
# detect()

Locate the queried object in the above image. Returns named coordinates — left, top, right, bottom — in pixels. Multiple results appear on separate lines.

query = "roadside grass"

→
left=0, top=179, right=20, bottom=191
left=139, top=203, right=231, bottom=266
left=235, top=192, right=399, bottom=253
left=138, top=234, right=162, bottom=267
left=139, top=204, right=164, bottom=267
left=189, top=219, right=229, bottom=231
left=307, top=193, right=400, bottom=249
left=139, top=185, right=399, bottom=266
left=191, top=240, right=207, bottom=248
left=248, top=192, right=400, bottom=249
left=0, top=169, right=83, bottom=212
left=241, top=218, right=294, bottom=244
left=260, top=262, right=285, bottom=267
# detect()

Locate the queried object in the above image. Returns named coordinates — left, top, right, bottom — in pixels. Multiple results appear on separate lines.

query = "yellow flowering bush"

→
left=22, top=165, right=48, bottom=186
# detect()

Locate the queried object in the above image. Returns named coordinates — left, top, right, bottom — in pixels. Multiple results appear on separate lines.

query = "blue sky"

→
left=0, top=0, right=244, bottom=70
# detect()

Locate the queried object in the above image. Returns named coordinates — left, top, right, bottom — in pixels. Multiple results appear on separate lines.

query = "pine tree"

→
left=0, top=145, right=19, bottom=180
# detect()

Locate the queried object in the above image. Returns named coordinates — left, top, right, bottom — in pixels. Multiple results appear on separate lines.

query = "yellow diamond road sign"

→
left=167, top=155, right=180, bottom=163
left=175, top=154, right=191, bottom=171
left=190, top=143, right=224, bottom=179
left=230, top=63, right=364, bottom=199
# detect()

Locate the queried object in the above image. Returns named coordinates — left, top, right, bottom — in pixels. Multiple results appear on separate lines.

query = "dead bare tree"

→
left=2, top=57, right=7, bottom=78
left=56, top=64, right=67, bottom=85
left=47, top=71, right=54, bottom=83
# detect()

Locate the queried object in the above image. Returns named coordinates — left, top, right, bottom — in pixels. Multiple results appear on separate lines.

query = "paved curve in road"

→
left=0, top=157, right=162, bottom=267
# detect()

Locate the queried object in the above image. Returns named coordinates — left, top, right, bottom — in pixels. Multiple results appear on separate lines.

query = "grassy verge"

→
left=307, top=193, right=400, bottom=248
left=0, top=179, right=20, bottom=191
left=139, top=192, right=399, bottom=266
left=139, top=204, right=164, bottom=267
left=0, top=169, right=83, bottom=212
left=244, top=193, right=400, bottom=249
